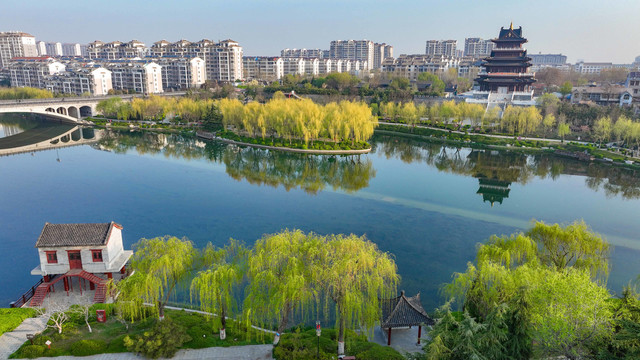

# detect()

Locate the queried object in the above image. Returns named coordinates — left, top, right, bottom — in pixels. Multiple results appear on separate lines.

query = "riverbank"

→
left=197, top=131, right=372, bottom=155
left=377, top=122, right=640, bottom=169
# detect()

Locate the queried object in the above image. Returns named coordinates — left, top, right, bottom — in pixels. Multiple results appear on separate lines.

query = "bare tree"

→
left=71, top=304, right=92, bottom=333
left=36, top=305, right=69, bottom=334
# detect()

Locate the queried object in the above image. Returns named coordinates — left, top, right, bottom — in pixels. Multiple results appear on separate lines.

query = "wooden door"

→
left=67, top=251, right=82, bottom=269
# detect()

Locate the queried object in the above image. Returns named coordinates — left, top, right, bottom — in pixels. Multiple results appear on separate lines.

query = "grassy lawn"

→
left=10, top=306, right=269, bottom=359
left=274, top=327, right=405, bottom=360
left=0, top=308, right=37, bottom=336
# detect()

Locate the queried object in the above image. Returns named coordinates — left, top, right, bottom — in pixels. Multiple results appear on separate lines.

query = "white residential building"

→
left=45, top=42, right=63, bottom=57
left=382, top=55, right=461, bottom=81
left=573, top=61, right=614, bottom=74
left=243, top=56, right=284, bottom=81
left=45, top=66, right=112, bottom=96
left=31, top=222, right=133, bottom=279
left=149, top=39, right=243, bottom=82
left=156, top=57, right=206, bottom=90
left=425, top=40, right=457, bottom=57
left=0, top=31, right=38, bottom=69
left=283, top=57, right=305, bottom=76
left=87, top=40, right=147, bottom=60
left=108, top=61, right=163, bottom=94
left=330, top=40, right=374, bottom=70
left=373, top=43, right=393, bottom=69
left=463, top=38, right=494, bottom=58
left=281, top=48, right=328, bottom=58
left=9, top=57, right=65, bottom=88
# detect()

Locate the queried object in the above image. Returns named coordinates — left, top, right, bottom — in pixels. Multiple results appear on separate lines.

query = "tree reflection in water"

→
left=373, top=134, right=640, bottom=201
left=97, top=130, right=376, bottom=194
left=97, top=130, right=640, bottom=201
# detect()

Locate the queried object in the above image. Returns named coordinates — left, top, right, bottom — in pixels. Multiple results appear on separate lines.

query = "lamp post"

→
left=316, top=320, right=321, bottom=358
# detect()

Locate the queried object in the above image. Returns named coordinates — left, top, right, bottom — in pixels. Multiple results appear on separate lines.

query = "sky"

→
left=3, top=0, right=639, bottom=64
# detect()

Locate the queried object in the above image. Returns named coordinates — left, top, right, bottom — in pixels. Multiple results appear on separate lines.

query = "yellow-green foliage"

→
left=0, top=308, right=37, bottom=336
left=117, top=236, right=197, bottom=321
left=0, top=87, right=53, bottom=99
left=217, top=98, right=377, bottom=145
left=97, top=96, right=217, bottom=122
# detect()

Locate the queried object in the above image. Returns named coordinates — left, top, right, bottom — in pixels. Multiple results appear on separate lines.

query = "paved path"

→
left=26, top=345, right=273, bottom=360
left=371, top=326, right=427, bottom=355
left=0, top=314, right=50, bottom=359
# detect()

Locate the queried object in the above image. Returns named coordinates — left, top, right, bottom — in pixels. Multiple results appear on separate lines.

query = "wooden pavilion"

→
left=380, top=291, right=434, bottom=346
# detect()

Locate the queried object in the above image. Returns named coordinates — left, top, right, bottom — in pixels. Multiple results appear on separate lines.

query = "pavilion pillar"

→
left=387, top=327, right=391, bottom=346
left=107, top=272, right=112, bottom=280
left=417, top=325, right=422, bottom=344
left=89, top=281, right=95, bottom=290
left=63, top=277, right=69, bottom=293
left=43, top=275, right=50, bottom=282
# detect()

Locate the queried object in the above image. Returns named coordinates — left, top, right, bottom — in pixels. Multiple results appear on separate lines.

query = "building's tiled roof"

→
left=35, top=222, right=120, bottom=248
left=381, top=291, right=434, bottom=328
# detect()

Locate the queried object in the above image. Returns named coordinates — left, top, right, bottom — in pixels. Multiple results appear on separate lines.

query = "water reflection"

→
left=373, top=134, right=640, bottom=201
left=97, top=130, right=376, bottom=194
left=91, top=130, right=640, bottom=201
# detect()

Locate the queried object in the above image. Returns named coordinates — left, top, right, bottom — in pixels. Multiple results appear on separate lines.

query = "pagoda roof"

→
left=381, top=291, right=434, bottom=328
left=35, top=222, right=122, bottom=248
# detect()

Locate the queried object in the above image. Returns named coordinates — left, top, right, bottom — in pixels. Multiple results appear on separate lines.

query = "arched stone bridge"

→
left=0, top=92, right=186, bottom=124
left=0, top=125, right=101, bottom=157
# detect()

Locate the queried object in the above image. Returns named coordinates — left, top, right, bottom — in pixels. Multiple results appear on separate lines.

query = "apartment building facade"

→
left=108, top=61, right=163, bottom=94
left=45, top=66, right=112, bottom=96
left=425, top=40, right=457, bottom=57
left=155, top=57, right=206, bottom=90
left=330, top=40, right=374, bottom=70
left=243, top=56, right=284, bottom=81
left=463, top=38, right=494, bottom=58
left=0, top=32, right=38, bottom=69
left=9, top=57, right=66, bottom=88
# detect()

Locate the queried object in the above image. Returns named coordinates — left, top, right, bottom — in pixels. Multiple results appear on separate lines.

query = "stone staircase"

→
left=29, top=269, right=109, bottom=307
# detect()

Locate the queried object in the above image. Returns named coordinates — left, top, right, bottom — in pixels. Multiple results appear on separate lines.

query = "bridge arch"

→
left=56, top=107, right=67, bottom=116
left=60, top=134, right=70, bottom=143
left=45, top=107, right=55, bottom=113
left=71, top=128, right=82, bottom=141
left=80, top=106, right=92, bottom=118
left=68, top=106, right=79, bottom=119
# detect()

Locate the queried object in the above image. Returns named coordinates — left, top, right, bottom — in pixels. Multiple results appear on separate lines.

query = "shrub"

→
left=17, top=345, right=45, bottom=359
left=355, top=344, right=405, bottom=360
left=123, top=319, right=191, bottom=359
left=70, top=339, right=107, bottom=356
left=0, top=308, right=37, bottom=336
left=33, top=335, right=53, bottom=345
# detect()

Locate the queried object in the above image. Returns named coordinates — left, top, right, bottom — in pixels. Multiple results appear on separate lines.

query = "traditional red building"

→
left=476, top=23, right=536, bottom=93
left=27, top=222, right=132, bottom=307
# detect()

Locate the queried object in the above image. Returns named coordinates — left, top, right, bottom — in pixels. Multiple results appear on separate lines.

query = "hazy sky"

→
left=4, top=0, right=639, bottom=63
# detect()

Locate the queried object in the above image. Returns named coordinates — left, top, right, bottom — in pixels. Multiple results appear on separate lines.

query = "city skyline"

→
left=2, top=0, right=639, bottom=63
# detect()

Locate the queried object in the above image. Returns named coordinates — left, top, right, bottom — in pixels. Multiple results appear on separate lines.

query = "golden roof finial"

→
left=510, top=21, right=513, bottom=30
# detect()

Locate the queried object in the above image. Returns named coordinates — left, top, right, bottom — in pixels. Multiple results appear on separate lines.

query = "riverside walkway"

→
left=0, top=314, right=50, bottom=359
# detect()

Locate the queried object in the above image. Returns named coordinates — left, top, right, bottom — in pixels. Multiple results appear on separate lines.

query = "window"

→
left=91, top=250, right=103, bottom=262
left=45, top=251, right=58, bottom=264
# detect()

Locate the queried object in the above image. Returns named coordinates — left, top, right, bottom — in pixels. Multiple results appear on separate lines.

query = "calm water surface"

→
left=1, top=114, right=639, bottom=309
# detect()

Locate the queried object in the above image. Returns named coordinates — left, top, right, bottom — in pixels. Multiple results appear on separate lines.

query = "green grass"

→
left=217, top=130, right=371, bottom=151
left=274, top=327, right=404, bottom=360
left=0, top=308, right=37, bottom=336
left=9, top=308, right=269, bottom=358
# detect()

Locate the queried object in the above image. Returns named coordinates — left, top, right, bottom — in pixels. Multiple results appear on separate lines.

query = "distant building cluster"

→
left=2, top=28, right=640, bottom=107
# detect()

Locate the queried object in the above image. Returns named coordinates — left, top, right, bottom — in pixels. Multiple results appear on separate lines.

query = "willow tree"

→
left=526, top=220, right=610, bottom=279
left=244, top=230, right=321, bottom=335
left=318, top=234, right=398, bottom=355
left=191, top=239, right=247, bottom=339
left=118, top=236, right=197, bottom=320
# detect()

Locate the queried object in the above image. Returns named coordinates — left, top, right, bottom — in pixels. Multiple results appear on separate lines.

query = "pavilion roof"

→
left=380, top=291, right=434, bottom=328
left=35, top=222, right=121, bottom=248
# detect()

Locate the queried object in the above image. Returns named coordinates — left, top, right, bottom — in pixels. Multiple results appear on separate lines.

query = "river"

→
left=1, top=113, right=639, bottom=310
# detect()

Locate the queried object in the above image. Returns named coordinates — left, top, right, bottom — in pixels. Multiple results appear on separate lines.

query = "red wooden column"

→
left=107, top=272, right=112, bottom=280
left=387, top=328, right=392, bottom=346
left=417, top=325, right=422, bottom=344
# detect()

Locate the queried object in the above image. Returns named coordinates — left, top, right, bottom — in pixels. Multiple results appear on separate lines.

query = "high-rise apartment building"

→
left=87, top=40, right=146, bottom=60
left=45, top=65, right=112, bottom=96
left=425, top=40, right=457, bottom=57
left=281, top=49, right=328, bottom=58
left=149, top=39, right=243, bottom=82
left=8, top=57, right=65, bottom=88
left=107, top=61, right=163, bottom=94
left=45, top=42, right=63, bottom=57
left=61, top=43, right=83, bottom=57
left=0, top=31, right=38, bottom=69
left=155, top=57, right=206, bottom=90
left=330, top=40, right=374, bottom=70
left=243, top=56, right=284, bottom=81
left=464, top=38, right=494, bottom=58
left=373, top=43, right=393, bottom=69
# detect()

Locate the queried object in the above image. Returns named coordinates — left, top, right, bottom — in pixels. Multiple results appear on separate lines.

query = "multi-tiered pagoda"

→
left=477, top=23, right=535, bottom=94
